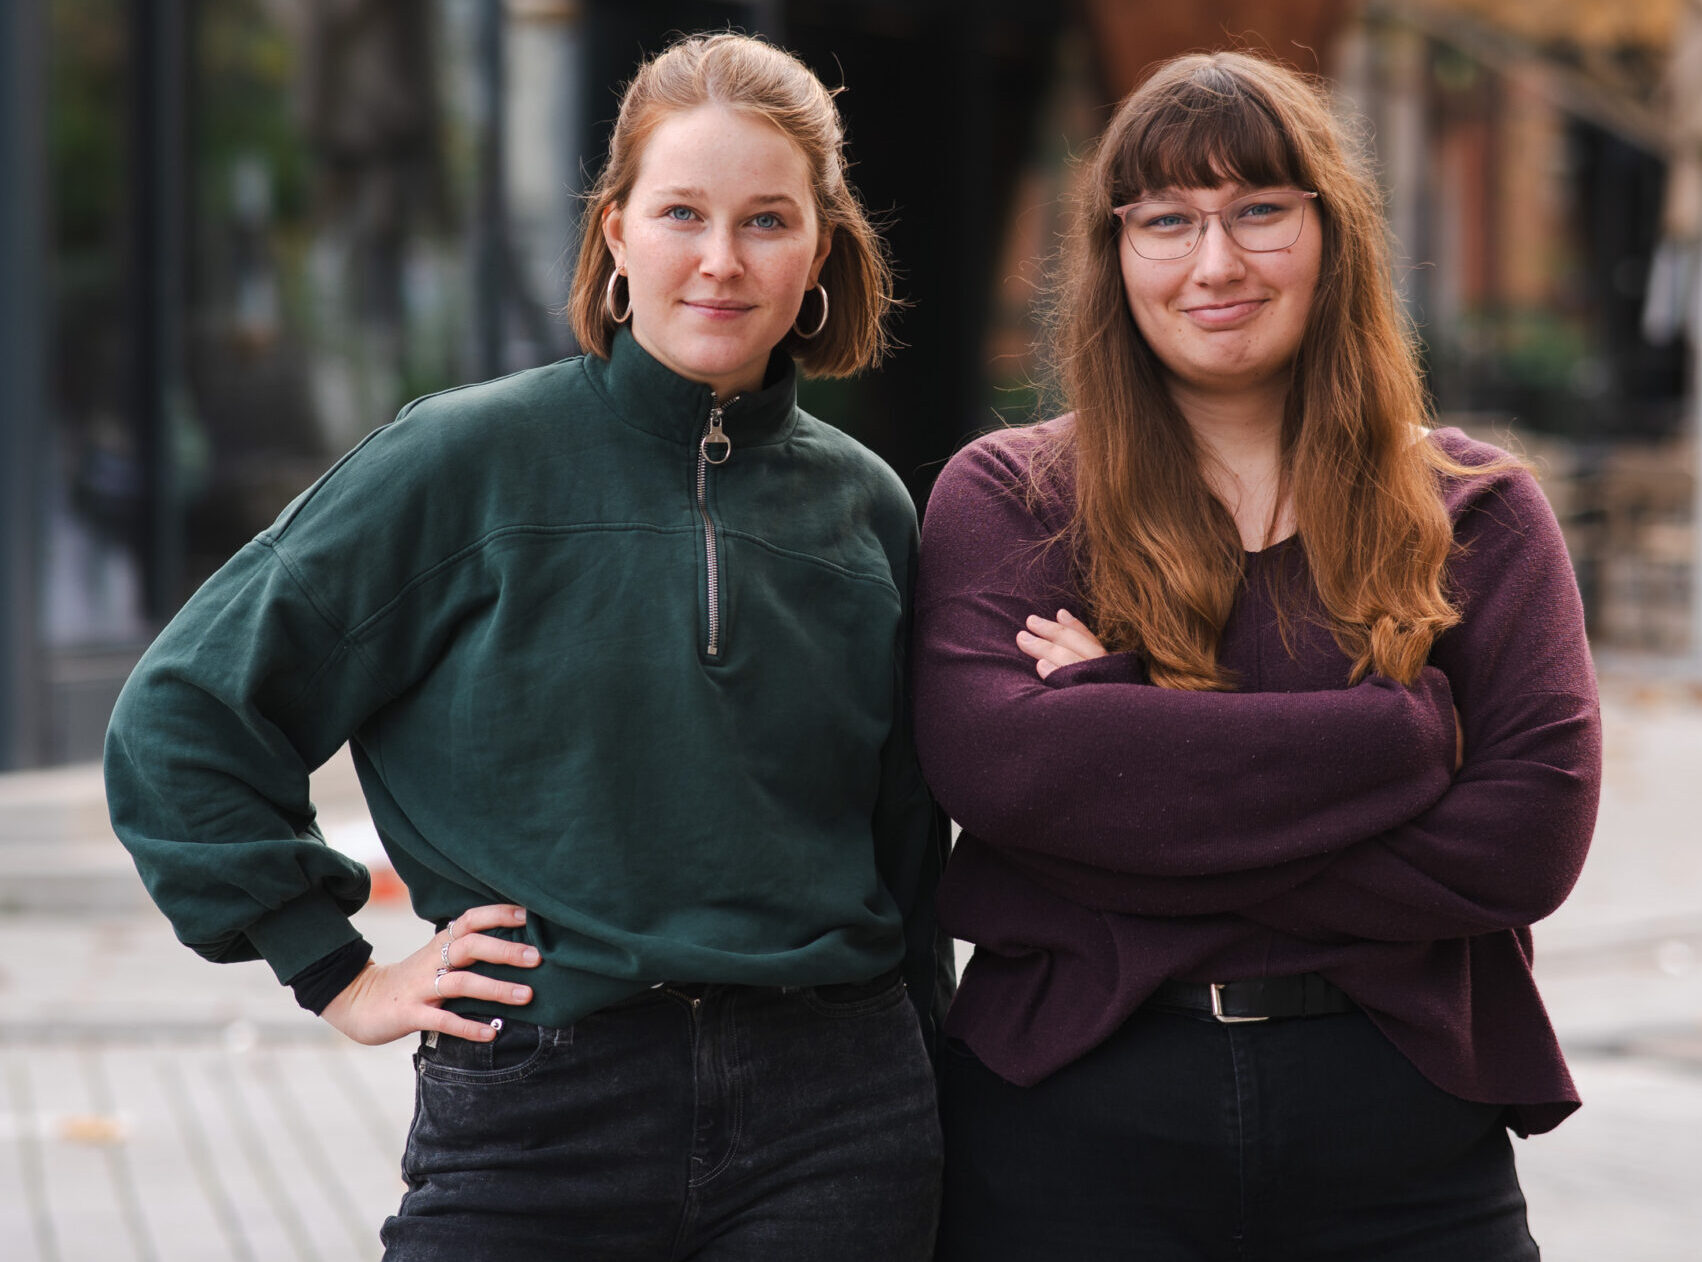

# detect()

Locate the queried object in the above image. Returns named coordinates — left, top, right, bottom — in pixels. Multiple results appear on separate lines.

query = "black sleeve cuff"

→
left=284, top=937, right=374, bottom=1014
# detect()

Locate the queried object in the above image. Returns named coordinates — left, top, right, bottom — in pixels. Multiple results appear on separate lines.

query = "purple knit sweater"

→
left=914, top=420, right=1602, bottom=1135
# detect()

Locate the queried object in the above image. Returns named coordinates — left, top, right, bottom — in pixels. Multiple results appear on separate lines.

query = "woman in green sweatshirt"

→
left=105, top=32, right=949, bottom=1260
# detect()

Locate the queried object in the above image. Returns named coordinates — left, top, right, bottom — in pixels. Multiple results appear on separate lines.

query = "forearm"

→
left=916, top=610, right=1456, bottom=877
left=987, top=840, right=1332, bottom=917
left=1241, top=696, right=1601, bottom=941
left=1240, top=456, right=1603, bottom=944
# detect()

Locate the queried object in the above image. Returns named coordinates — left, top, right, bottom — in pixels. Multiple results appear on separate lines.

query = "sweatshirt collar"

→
left=589, top=325, right=799, bottom=448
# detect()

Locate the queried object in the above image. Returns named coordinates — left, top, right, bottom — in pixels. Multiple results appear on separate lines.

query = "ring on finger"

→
left=441, top=941, right=452, bottom=967
left=446, top=916, right=458, bottom=944
left=434, top=965, right=453, bottom=998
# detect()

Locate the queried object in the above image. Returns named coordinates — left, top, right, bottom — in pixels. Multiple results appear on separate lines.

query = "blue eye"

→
left=1237, top=201, right=1283, bottom=221
left=751, top=212, right=783, bottom=230
left=665, top=205, right=696, bottom=223
left=1139, top=209, right=1195, bottom=233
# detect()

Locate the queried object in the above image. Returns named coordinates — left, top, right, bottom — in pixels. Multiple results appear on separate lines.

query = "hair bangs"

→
left=1112, top=67, right=1302, bottom=201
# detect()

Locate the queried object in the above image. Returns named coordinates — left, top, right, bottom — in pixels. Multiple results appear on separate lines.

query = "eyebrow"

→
left=1141, top=183, right=1269, bottom=200
left=651, top=186, right=805, bottom=210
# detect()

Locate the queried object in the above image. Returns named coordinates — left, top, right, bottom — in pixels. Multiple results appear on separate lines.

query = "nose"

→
left=699, top=224, right=745, bottom=280
left=1190, top=216, right=1245, bottom=283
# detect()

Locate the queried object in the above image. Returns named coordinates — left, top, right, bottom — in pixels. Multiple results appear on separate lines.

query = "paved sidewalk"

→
left=0, top=666, right=1699, bottom=1260
left=0, top=751, right=420, bottom=1262
left=1513, top=666, right=1702, bottom=1262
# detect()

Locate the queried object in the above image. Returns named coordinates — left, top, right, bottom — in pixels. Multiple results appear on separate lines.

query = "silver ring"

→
left=446, top=917, right=458, bottom=944
left=433, top=967, right=451, bottom=998
left=441, top=941, right=452, bottom=967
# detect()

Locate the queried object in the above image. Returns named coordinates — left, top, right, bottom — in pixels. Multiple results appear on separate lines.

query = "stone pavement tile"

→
left=1, top=1039, right=414, bottom=1262
left=0, top=900, right=426, bottom=1262
left=0, top=762, right=110, bottom=846
left=1541, top=686, right=1702, bottom=941
left=1518, top=1053, right=1702, bottom=1262
left=194, top=1045, right=356, bottom=1258
left=1536, top=930, right=1702, bottom=1057
left=99, top=1044, right=244, bottom=1262
left=1, top=1051, right=57, bottom=1262
left=241, top=1046, right=400, bottom=1251
left=14, top=1047, right=139, bottom=1260
left=0, top=904, right=438, bottom=1037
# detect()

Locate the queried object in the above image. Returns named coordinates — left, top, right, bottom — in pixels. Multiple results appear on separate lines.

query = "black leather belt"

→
left=1146, top=973, right=1355, bottom=1024
left=649, top=965, right=904, bottom=1005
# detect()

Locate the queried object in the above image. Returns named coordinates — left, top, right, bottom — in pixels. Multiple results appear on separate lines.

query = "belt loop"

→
left=1210, top=982, right=1270, bottom=1024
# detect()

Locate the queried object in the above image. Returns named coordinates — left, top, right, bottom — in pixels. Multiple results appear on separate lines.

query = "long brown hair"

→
left=1051, top=50, right=1501, bottom=690
left=567, top=31, right=893, bottom=376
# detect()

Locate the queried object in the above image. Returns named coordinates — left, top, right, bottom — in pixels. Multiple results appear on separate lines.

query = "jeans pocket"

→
left=801, top=972, right=908, bottom=1018
left=417, top=1019, right=554, bottom=1085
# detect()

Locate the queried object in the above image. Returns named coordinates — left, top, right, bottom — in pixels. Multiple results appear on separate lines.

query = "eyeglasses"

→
left=1112, top=190, right=1318, bottom=260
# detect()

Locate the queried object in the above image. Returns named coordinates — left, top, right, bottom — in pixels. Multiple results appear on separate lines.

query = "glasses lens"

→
left=1223, top=193, right=1307, bottom=252
left=1119, top=192, right=1310, bottom=259
left=1121, top=203, right=1201, bottom=260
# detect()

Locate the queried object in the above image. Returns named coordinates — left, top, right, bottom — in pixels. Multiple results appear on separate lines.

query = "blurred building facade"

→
left=1340, top=1, right=1696, bottom=656
left=0, top=0, right=1694, bottom=768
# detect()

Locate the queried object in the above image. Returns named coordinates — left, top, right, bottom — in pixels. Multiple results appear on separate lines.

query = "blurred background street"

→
left=3, top=0, right=1702, bottom=1257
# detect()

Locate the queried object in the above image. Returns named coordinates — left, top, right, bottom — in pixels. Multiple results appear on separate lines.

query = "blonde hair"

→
left=1051, top=50, right=1508, bottom=690
left=567, top=31, right=893, bottom=375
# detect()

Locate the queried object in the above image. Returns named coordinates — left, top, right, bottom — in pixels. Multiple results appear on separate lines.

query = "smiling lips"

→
left=1181, top=298, right=1268, bottom=328
left=685, top=298, right=755, bottom=319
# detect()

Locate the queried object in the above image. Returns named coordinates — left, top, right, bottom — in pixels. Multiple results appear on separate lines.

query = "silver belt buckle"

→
left=1210, top=982, right=1269, bottom=1024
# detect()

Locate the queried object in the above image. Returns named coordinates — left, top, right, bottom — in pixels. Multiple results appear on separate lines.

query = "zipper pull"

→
left=701, top=401, right=732, bottom=466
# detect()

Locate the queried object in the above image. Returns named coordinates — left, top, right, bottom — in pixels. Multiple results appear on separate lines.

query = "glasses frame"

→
left=1112, top=190, right=1319, bottom=261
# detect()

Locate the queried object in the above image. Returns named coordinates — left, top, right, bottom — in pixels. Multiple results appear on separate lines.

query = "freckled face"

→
left=602, top=106, right=831, bottom=399
left=1120, top=185, right=1323, bottom=401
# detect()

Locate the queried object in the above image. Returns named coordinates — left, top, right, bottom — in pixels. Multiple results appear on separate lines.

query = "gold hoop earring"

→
left=792, top=283, right=828, bottom=339
left=605, top=270, right=632, bottom=325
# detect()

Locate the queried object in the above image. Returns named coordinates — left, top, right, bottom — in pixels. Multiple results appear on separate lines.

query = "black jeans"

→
left=936, top=1005, right=1539, bottom=1262
left=382, top=974, right=941, bottom=1260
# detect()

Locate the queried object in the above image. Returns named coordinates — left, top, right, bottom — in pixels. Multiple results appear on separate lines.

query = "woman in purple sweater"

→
left=914, top=51, right=1602, bottom=1260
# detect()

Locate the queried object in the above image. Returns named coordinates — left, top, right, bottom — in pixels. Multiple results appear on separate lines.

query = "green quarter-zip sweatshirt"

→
left=105, top=328, right=949, bottom=1036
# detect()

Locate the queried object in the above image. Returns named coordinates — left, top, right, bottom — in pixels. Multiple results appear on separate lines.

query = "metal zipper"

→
left=664, top=985, right=705, bottom=1012
left=696, top=396, right=734, bottom=658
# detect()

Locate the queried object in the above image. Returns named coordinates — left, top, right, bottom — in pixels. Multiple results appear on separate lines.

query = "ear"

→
left=807, top=224, right=833, bottom=288
left=601, top=204, right=627, bottom=272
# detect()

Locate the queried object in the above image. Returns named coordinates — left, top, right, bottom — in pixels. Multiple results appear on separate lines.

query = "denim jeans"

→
left=380, top=973, right=941, bottom=1260
left=937, top=1005, right=1540, bottom=1262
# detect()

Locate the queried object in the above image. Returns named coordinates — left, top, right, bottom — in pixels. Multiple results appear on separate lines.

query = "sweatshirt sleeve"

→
left=871, top=507, right=956, bottom=1051
left=103, top=536, right=381, bottom=981
left=913, top=430, right=1458, bottom=882
left=1235, top=459, right=1602, bottom=941
left=103, top=414, right=462, bottom=983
